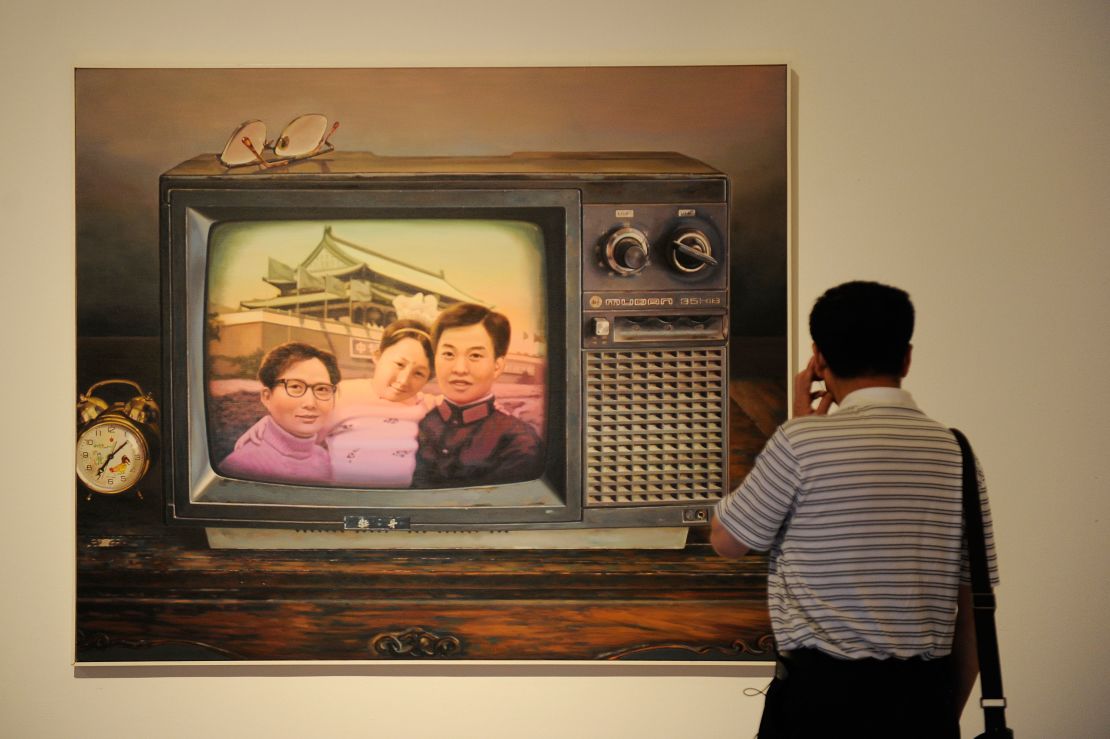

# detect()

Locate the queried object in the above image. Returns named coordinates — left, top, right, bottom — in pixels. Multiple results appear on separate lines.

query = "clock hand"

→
left=96, top=441, right=128, bottom=477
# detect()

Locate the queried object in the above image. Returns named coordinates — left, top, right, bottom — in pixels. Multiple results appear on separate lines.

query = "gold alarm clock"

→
left=75, top=379, right=159, bottom=497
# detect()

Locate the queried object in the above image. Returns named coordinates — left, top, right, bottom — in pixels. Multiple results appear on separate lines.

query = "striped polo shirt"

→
left=716, top=387, right=998, bottom=659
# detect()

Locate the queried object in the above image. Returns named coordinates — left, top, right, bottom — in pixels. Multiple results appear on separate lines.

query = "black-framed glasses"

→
left=218, top=114, right=339, bottom=169
left=274, top=378, right=337, bottom=401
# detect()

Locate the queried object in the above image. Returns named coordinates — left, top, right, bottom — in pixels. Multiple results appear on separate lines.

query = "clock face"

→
left=75, top=418, right=150, bottom=494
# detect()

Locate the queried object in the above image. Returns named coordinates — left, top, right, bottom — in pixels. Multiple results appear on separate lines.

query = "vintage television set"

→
left=161, top=151, right=731, bottom=548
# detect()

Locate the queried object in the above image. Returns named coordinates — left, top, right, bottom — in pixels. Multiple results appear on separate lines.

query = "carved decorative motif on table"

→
left=369, top=627, right=463, bottom=658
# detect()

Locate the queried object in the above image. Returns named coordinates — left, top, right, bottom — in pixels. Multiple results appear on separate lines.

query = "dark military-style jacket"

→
left=412, top=397, right=543, bottom=488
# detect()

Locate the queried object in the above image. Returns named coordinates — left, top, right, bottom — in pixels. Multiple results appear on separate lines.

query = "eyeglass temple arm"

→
left=241, top=136, right=289, bottom=169
left=240, top=121, right=338, bottom=168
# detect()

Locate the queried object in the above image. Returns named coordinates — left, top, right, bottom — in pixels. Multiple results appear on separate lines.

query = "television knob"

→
left=669, top=229, right=718, bottom=273
left=604, top=227, right=650, bottom=275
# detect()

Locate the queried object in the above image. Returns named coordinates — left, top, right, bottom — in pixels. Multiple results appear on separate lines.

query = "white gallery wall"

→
left=2, top=1, right=1107, bottom=737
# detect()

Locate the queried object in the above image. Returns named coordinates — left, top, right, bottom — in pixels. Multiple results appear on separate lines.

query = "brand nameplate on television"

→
left=585, top=291, right=727, bottom=310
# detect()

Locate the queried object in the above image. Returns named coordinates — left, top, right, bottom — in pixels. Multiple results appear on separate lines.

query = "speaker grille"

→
left=584, top=348, right=726, bottom=506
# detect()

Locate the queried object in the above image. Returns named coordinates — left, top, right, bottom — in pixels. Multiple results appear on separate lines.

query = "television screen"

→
left=205, top=218, right=548, bottom=492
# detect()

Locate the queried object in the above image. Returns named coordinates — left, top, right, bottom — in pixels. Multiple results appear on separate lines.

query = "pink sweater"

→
left=219, top=415, right=332, bottom=485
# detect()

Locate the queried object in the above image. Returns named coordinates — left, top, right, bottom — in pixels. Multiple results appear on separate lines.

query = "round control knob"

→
left=669, top=229, right=718, bottom=273
left=604, top=227, right=650, bottom=275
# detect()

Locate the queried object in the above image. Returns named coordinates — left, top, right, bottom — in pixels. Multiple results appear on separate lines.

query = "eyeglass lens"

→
left=278, top=379, right=335, bottom=401
left=275, top=114, right=329, bottom=157
left=219, top=120, right=267, bottom=166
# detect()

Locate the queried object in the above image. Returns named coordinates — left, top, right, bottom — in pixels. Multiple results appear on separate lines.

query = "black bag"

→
left=951, top=429, right=1014, bottom=739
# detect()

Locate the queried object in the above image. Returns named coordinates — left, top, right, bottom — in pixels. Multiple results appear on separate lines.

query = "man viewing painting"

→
left=711, top=281, right=999, bottom=738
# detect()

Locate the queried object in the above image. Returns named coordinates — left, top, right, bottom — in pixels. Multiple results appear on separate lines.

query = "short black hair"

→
left=432, top=303, right=511, bottom=358
left=257, top=341, right=341, bottom=387
left=809, top=281, right=914, bottom=378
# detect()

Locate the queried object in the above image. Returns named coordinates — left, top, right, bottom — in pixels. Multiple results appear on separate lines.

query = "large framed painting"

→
left=75, top=66, right=788, bottom=663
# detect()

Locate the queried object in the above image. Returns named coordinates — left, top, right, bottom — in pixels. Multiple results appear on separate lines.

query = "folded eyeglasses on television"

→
left=218, top=114, right=339, bottom=169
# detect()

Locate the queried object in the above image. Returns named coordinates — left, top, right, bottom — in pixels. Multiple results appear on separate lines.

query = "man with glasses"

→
left=220, top=341, right=341, bottom=484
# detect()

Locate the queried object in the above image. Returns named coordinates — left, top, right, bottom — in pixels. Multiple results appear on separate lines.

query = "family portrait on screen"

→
left=204, top=219, right=547, bottom=489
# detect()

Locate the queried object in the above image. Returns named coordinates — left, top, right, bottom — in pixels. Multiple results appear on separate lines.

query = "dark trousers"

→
left=758, top=649, right=959, bottom=739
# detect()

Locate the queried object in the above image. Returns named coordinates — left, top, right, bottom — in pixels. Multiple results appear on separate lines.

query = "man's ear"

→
left=901, top=344, right=913, bottom=378
left=260, top=387, right=273, bottom=412
left=813, top=344, right=829, bottom=380
left=492, top=356, right=506, bottom=378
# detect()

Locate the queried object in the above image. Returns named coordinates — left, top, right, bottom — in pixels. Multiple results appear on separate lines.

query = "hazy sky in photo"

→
left=207, top=218, right=547, bottom=343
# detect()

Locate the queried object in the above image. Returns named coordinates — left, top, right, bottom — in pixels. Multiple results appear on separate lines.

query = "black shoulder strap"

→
left=951, top=428, right=1012, bottom=737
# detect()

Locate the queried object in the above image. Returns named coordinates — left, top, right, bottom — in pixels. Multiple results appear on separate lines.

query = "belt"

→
left=775, top=648, right=949, bottom=681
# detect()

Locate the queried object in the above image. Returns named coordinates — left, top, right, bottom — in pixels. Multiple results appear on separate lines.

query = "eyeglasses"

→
left=274, top=378, right=337, bottom=401
left=218, top=114, right=339, bottom=169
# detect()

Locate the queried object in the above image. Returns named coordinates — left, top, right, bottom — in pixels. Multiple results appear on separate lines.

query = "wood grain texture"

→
left=77, top=527, right=771, bottom=660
